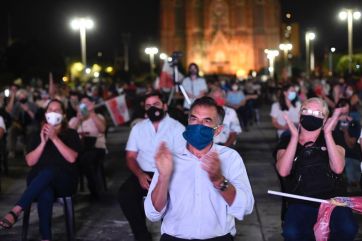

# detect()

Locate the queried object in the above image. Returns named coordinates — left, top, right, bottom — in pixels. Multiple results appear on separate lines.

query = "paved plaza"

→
left=1, top=106, right=362, bottom=241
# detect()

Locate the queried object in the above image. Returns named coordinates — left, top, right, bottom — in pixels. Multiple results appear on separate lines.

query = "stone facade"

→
left=160, top=0, right=281, bottom=76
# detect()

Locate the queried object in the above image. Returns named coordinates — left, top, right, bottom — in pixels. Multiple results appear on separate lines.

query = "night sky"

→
left=1, top=0, right=362, bottom=69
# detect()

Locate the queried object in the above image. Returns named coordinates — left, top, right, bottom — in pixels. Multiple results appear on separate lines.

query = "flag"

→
left=314, top=197, right=362, bottom=241
left=105, top=95, right=130, bottom=126
left=156, top=61, right=184, bottom=90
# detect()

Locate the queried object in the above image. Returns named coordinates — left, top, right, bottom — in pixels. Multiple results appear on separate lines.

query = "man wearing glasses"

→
left=144, top=97, right=254, bottom=241
left=118, top=91, right=185, bottom=241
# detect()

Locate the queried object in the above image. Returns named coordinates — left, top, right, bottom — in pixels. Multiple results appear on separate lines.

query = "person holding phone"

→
left=69, top=96, right=107, bottom=199
left=0, top=99, right=81, bottom=241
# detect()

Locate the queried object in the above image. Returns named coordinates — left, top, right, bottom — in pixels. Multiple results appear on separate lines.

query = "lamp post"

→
left=279, top=43, right=293, bottom=66
left=264, top=49, right=279, bottom=79
left=70, top=17, right=94, bottom=68
left=329, top=47, right=336, bottom=76
left=305, top=31, right=316, bottom=77
left=145, top=47, right=159, bottom=75
left=339, top=9, right=361, bottom=73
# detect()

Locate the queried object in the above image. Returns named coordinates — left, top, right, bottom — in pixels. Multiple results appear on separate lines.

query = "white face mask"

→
left=45, top=112, right=63, bottom=126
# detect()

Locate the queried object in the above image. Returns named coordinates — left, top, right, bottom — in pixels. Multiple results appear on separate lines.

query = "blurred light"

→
left=167, top=57, right=173, bottom=62
left=160, top=53, right=167, bottom=60
left=94, top=72, right=100, bottom=78
left=199, top=71, right=204, bottom=77
left=286, top=25, right=292, bottom=31
left=4, top=89, right=10, bottom=97
left=252, top=71, right=257, bottom=77
left=356, top=64, right=361, bottom=69
left=279, top=43, right=293, bottom=51
left=97, top=52, right=103, bottom=57
left=85, top=68, right=91, bottom=74
left=330, top=47, right=336, bottom=53
left=261, top=75, right=268, bottom=82
left=286, top=13, right=292, bottom=19
left=306, top=32, right=316, bottom=40
left=62, top=76, right=69, bottom=82
left=72, top=62, right=84, bottom=72
left=92, top=64, right=102, bottom=72
left=264, top=49, right=279, bottom=59
left=339, top=11, right=348, bottom=20
left=145, top=47, right=159, bottom=55
left=354, top=11, right=361, bottom=20
left=70, top=18, right=94, bottom=30
left=236, top=69, right=246, bottom=78
left=105, top=66, right=114, bottom=73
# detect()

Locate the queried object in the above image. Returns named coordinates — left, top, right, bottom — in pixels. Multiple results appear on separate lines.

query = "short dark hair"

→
left=144, top=91, right=165, bottom=103
left=189, top=96, right=225, bottom=124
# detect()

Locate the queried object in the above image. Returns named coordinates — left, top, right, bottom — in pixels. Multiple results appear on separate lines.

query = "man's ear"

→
left=214, top=125, right=224, bottom=136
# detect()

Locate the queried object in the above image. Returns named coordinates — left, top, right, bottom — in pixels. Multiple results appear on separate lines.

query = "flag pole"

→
left=268, top=190, right=329, bottom=204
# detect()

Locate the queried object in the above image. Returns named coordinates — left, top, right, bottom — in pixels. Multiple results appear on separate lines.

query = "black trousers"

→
left=160, top=233, right=234, bottom=241
left=118, top=172, right=154, bottom=241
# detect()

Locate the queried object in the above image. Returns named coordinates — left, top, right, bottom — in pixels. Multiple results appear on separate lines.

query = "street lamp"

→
left=70, top=17, right=94, bottom=68
left=329, top=47, right=336, bottom=76
left=339, top=9, right=361, bottom=73
left=264, top=49, right=279, bottom=78
left=305, top=31, right=316, bottom=77
left=145, top=47, right=159, bottom=75
left=279, top=43, right=293, bottom=66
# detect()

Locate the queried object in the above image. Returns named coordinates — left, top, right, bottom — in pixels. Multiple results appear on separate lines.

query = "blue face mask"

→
left=182, top=124, right=215, bottom=150
left=287, top=91, right=297, bottom=101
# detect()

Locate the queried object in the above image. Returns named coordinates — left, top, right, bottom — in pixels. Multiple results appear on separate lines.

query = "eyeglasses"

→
left=300, top=108, right=324, bottom=118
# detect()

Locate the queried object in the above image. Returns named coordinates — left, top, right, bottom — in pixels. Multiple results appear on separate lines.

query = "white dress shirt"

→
left=126, top=114, right=185, bottom=172
left=182, top=77, right=208, bottom=109
left=214, top=106, right=242, bottom=144
left=144, top=144, right=254, bottom=239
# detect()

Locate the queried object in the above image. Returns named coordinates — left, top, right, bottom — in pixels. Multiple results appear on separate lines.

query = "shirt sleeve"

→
left=225, top=151, right=254, bottom=220
left=0, top=116, right=6, bottom=132
left=270, top=103, right=279, bottom=118
left=144, top=171, right=168, bottom=222
left=228, top=109, right=242, bottom=134
left=125, top=124, right=139, bottom=152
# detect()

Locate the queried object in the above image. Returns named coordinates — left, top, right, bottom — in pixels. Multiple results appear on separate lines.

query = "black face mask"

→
left=300, top=115, right=324, bottom=131
left=146, top=106, right=165, bottom=122
left=19, top=98, right=27, bottom=104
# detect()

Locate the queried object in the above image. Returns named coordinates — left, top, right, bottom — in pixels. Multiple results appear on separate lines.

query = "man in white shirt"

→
left=145, top=97, right=254, bottom=241
left=210, top=88, right=242, bottom=147
left=181, top=63, right=208, bottom=110
left=118, top=91, right=185, bottom=241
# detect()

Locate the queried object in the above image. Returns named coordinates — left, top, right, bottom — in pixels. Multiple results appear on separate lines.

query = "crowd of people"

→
left=0, top=63, right=361, bottom=241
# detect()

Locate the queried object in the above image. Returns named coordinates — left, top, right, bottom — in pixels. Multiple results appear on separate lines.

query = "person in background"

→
left=118, top=91, right=185, bottom=241
left=66, top=91, right=80, bottom=120
left=69, top=96, right=107, bottom=199
left=270, top=84, right=301, bottom=138
left=6, top=88, right=40, bottom=159
left=182, top=63, right=208, bottom=111
left=145, top=97, right=254, bottom=241
left=0, top=99, right=81, bottom=241
left=226, top=82, right=257, bottom=131
left=210, top=88, right=242, bottom=147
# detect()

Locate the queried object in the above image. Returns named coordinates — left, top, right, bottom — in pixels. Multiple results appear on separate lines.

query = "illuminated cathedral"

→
left=160, top=0, right=281, bottom=76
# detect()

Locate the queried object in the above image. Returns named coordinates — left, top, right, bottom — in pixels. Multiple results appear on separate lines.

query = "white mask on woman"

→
left=45, top=112, right=63, bottom=126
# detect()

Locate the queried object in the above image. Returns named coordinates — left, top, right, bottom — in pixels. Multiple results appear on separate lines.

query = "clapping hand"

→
left=42, top=124, right=57, bottom=141
left=283, top=112, right=298, bottom=137
left=155, top=142, right=173, bottom=179
left=201, top=151, right=223, bottom=184
left=324, top=107, right=342, bottom=134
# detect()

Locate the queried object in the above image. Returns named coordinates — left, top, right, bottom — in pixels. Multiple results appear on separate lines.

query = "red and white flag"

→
left=155, top=61, right=184, bottom=90
left=105, top=95, right=130, bottom=126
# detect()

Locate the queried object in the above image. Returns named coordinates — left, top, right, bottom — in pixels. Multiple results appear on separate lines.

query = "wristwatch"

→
left=218, top=177, right=229, bottom=192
